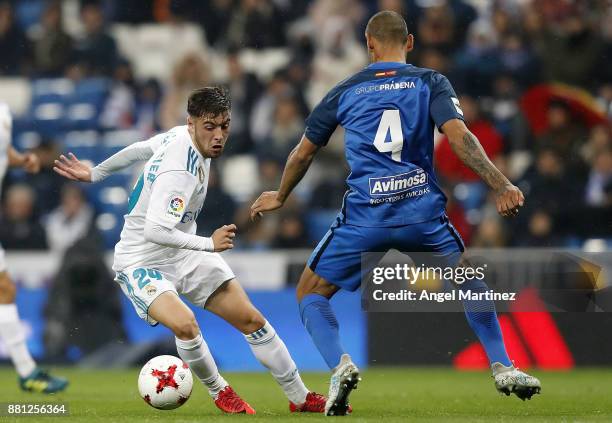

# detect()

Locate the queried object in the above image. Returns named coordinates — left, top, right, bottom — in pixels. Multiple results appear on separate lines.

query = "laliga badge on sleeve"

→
left=166, top=196, right=185, bottom=219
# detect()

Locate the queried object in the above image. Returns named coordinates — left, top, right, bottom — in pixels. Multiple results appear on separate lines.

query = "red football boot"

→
left=290, top=392, right=326, bottom=413
left=290, top=392, right=352, bottom=413
left=214, top=386, right=256, bottom=415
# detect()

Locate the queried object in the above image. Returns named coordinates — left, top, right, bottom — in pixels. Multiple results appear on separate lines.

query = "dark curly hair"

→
left=187, top=86, right=231, bottom=118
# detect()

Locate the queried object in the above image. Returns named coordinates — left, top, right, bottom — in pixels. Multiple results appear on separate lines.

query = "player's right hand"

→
left=250, top=191, right=284, bottom=221
left=495, top=184, right=525, bottom=217
left=212, top=224, right=237, bottom=252
left=53, top=153, right=93, bottom=182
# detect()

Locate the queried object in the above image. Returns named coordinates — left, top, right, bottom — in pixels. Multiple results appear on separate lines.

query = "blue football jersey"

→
left=305, top=62, right=465, bottom=226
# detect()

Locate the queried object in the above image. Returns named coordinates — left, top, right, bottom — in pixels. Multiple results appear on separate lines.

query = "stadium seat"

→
left=453, top=182, right=487, bottom=212
left=101, top=130, right=143, bottom=161
left=63, top=130, right=99, bottom=147
left=97, top=187, right=129, bottom=211
left=97, top=145, right=122, bottom=161
left=75, top=78, right=110, bottom=98
left=14, top=0, right=45, bottom=31
left=96, top=212, right=125, bottom=248
left=507, top=151, right=533, bottom=180
left=220, top=155, right=260, bottom=202
left=25, top=78, right=109, bottom=133
left=63, top=79, right=110, bottom=131
left=92, top=183, right=130, bottom=248
left=26, top=79, right=71, bottom=136
left=111, top=23, right=208, bottom=82
left=62, top=130, right=100, bottom=161
left=12, top=131, right=41, bottom=151
left=64, top=103, right=100, bottom=130
left=31, top=78, right=74, bottom=98
left=102, top=129, right=142, bottom=147
left=30, top=103, right=65, bottom=137
left=239, top=48, right=292, bottom=81
left=101, top=172, right=135, bottom=189
left=0, top=78, right=31, bottom=116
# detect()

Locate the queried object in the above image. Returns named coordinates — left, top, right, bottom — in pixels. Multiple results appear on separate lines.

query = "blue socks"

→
left=459, top=279, right=512, bottom=367
left=299, top=294, right=345, bottom=369
left=298, top=283, right=511, bottom=369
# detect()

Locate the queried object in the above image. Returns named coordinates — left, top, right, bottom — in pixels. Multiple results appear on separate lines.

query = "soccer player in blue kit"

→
left=251, top=11, right=541, bottom=416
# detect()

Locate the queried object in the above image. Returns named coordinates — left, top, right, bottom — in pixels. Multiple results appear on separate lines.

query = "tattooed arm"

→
left=441, top=118, right=524, bottom=217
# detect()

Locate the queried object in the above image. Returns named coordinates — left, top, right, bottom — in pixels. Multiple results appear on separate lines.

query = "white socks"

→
left=0, top=304, right=36, bottom=377
left=176, top=323, right=309, bottom=405
left=175, top=333, right=228, bottom=398
left=245, top=321, right=309, bottom=405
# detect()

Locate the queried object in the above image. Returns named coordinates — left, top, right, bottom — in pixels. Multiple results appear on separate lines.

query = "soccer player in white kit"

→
left=53, top=87, right=326, bottom=414
left=0, top=103, right=68, bottom=393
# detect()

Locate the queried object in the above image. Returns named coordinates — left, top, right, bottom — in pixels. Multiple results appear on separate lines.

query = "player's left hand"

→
left=495, top=184, right=525, bottom=218
left=250, top=191, right=283, bottom=221
left=22, top=152, right=40, bottom=174
left=212, top=224, right=237, bottom=252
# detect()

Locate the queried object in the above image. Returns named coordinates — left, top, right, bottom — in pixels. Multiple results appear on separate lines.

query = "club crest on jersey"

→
left=197, top=166, right=204, bottom=183
left=167, top=196, right=185, bottom=218
left=145, top=284, right=157, bottom=297
left=369, top=169, right=428, bottom=196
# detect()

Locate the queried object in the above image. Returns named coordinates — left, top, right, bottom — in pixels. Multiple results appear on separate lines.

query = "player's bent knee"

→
left=296, top=267, right=317, bottom=301
left=0, top=273, right=16, bottom=304
left=172, top=314, right=200, bottom=340
left=149, top=291, right=200, bottom=339
left=296, top=266, right=337, bottom=302
left=239, top=310, right=266, bottom=335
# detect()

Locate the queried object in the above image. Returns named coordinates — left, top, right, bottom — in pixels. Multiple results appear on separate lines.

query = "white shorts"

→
left=114, top=251, right=235, bottom=326
left=0, top=245, right=6, bottom=272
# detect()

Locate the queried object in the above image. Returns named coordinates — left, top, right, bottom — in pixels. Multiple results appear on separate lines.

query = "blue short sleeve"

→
left=305, top=89, right=341, bottom=146
left=429, top=72, right=464, bottom=131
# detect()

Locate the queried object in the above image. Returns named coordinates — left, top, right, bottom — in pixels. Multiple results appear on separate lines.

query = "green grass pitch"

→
left=1, top=367, right=611, bottom=422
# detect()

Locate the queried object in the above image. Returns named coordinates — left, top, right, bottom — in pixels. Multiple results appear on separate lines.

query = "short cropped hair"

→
left=187, top=86, right=231, bottom=118
left=366, top=10, right=409, bottom=45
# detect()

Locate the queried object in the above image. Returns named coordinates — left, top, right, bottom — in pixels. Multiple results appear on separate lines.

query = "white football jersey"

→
left=0, top=103, right=11, bottom=197
left=113, top=125, right=210, bottom=271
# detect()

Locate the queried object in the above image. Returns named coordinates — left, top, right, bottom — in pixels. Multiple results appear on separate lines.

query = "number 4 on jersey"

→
left=373, top=109, right=404, bottom=162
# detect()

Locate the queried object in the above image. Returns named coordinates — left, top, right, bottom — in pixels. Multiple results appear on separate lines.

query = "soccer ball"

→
left=138, top=355, right=193, bottom=410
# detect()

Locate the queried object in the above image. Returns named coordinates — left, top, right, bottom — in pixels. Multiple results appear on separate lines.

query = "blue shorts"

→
left=307, top=213, right=465, bottom=292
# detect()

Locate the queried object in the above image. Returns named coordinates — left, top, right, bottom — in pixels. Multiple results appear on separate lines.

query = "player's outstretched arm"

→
left=144, top=222, right=236, bottom=252
left=8, top=146, right=40, bottom=174
left=250, top=135, right=320, bottom=220
left=53, top=139, right=159, bottom=183
left=441, top=118, right=524, bottom=217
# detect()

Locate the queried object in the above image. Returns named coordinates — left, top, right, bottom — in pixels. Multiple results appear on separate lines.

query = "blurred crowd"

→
left=0, top=0, right=611, bottom=253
